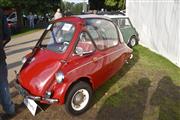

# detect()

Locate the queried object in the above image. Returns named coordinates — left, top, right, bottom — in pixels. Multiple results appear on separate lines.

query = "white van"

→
left=7, top=12, right=17, bottom=23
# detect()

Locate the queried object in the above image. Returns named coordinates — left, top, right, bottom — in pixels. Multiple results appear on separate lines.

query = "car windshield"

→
left=40, top=22, right=75, bottom=53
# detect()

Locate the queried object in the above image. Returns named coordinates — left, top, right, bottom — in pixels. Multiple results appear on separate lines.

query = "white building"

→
left=126, top=0, right=180, bottom=67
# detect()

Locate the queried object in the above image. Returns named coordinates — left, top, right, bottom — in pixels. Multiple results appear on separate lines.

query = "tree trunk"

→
left=16, top=6, right=23, bottom=32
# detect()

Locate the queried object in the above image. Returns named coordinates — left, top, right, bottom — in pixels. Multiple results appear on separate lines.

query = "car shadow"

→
left=96, top=78, right=151, bottom=120
left=150, top=76, right=180, bottom=120
left=91, top=47, right=139, bottom=107
left=96, top=76, right=180, bottom=120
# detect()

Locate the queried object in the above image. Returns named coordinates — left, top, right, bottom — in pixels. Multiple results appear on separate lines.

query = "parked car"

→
left=15, top=15, right=133, bottom=115
left=97, top=11, right=125, bottom=16
left=7, top=11, right=17, bottom=34
left=104, top=15, right=139, bottom=47
left=7, top=11, right=17, bottom=23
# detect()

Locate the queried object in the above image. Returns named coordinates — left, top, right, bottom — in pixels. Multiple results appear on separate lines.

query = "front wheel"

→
left=65, top=81, right=92, bottom=115
left=128, top=36, right=138, bottom=47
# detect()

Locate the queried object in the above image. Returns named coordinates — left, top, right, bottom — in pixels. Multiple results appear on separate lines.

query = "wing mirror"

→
left=75, top=47, right=94, bottom=56
left=75, top=47, right=84, bottom=56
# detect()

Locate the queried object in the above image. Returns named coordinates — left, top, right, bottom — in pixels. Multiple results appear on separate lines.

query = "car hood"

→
left=18, top=49, right=62, bottom=96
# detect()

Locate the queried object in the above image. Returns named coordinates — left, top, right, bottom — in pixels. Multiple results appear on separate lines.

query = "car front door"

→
left=65, top=31, right=106, bottom=89
left=86, top=19, right=125, bottom=86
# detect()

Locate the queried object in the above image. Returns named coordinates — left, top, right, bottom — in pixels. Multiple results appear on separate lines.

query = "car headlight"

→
left=55, top=71, right=64, bottom=83
left=22, top=57, right=27, bottom=64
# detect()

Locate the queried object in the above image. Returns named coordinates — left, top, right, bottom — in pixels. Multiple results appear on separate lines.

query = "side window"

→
left=75, top=32, right=95, bottom=55
left=86, top=19, right=119, bottom=50
left=86, top=25, right=105, bottom=50
left=119, top=18, right=131, bottom=27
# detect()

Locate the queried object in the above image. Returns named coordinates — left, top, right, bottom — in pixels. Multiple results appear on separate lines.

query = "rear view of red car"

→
left=15, top=15, right=133, bottom=115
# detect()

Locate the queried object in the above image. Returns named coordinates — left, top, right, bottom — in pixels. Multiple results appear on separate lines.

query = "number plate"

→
left=24, top=98, right=38, bottom=116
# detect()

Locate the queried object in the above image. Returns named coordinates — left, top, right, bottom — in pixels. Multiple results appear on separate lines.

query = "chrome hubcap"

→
left=71, top=89, right=89, bottom=111
left=131, top=38, right=136, bottom=46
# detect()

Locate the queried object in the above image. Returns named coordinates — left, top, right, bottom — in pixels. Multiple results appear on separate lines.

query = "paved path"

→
left=6, top=30, right=43, bottom=83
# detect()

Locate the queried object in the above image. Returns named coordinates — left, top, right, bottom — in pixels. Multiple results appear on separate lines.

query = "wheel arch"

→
left=127, top=35, right=138, bottom=47
left=127, top=35, right=137, bottom=44
left=64, top=77, right=94, bottom=102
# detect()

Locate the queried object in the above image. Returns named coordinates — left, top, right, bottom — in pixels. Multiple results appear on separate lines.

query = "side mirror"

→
left=75, top=47, right=94, bottom=56
left=82, top=51, right=94, bottom=56
left=75, top=47, right=84, bottom=56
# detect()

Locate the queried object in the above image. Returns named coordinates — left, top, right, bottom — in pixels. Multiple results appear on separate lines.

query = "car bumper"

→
left=14, top=80, right=59, bottom=104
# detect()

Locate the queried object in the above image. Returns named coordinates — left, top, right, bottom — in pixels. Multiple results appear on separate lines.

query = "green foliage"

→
left=105, top=0, right=125, bottom=10
left=71, top=3, right=83, bottom=14
left=118, top=0, right=125, bottom=9
left=0, top=0, right=62, bottom=14
left=64, top=2, right=83, bottom=15
left=0, top=0, right=13, bottom=7
left=105, top=0, right=117, bottom=7
left=64, top=2, right=75, bottom=11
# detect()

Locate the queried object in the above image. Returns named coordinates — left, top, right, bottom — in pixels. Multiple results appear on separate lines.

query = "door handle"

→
left=92, top=57, right=98, bottom=62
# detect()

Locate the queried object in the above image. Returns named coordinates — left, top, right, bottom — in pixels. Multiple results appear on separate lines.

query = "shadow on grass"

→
left=150, top=76, right=180, bottom=120
left=96, top=78, right=151, bottom=120
left=92, top=48, right=139, bottom=106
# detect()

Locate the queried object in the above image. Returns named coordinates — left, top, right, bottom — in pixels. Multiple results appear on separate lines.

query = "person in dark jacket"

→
left=0, top=8, right=15, bottom=116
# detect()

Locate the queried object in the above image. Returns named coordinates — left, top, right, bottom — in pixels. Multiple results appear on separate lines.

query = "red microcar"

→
left=15, top=15, right=133, bottom=115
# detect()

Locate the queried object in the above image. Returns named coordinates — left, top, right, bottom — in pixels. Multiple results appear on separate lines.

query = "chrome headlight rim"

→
left=55, top=71, right=64, bottom=83
left=22, top=56, right=27, bottom=64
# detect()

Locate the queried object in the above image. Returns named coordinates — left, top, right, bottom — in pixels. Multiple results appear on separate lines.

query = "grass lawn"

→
left=94, top=45, right=180, bottom=120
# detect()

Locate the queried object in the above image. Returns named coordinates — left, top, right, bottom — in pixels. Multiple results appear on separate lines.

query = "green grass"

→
left=136, top=46, right=180, bottom=84
left=95, top=45, right=180, bottom=120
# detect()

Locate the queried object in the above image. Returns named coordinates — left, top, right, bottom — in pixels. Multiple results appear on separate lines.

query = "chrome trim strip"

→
left=67, top=47, right=127, bottom=75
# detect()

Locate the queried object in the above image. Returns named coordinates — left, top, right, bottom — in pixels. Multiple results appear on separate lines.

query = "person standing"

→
left=28, top=12, right=34, bottom=28
left=54, top=8, right=62, bottom=20
left=22, top=13, right=27, bottom=27
left=0, top=8, right=15, bottom=116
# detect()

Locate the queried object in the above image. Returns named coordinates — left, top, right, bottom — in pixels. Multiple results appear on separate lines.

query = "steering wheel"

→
left=63, top=41, right=69, bottom=46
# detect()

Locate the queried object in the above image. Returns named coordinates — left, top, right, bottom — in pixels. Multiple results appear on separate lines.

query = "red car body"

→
left=15, top=15, right=132, bottom=115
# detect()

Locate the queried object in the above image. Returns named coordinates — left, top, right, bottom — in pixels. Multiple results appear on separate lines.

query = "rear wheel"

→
left=65, top=81, right=92, bottom=115
left=128, top=36, right=138, bottom=47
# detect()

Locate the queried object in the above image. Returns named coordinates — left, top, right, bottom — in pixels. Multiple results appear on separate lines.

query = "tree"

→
left=105, top=0, right=117, bottom=7
left=62, top=2, right=83, bottom=15
left=89, top=0, right=105, bottom=10
left=105, top=0, right=125, bottom=10
left=88, top=0, right=125, bottom=10
left=71, top=3, right=83, bottom=14
left=0, top=0, right=63, bottom=30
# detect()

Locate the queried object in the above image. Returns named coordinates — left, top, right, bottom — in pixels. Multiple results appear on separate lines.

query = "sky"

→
left=63, top=0, right=88, bottom=3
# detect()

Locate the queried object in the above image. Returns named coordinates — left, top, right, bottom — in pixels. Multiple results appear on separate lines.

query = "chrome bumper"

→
left=14, top=81, right=58, bottom=104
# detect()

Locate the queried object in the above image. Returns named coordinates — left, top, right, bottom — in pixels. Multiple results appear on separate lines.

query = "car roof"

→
left=75, top=14, right=112, bottom=21
left=52, top=15, right=112, bottom=24
left=104, top=15, right=129, bottom=19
